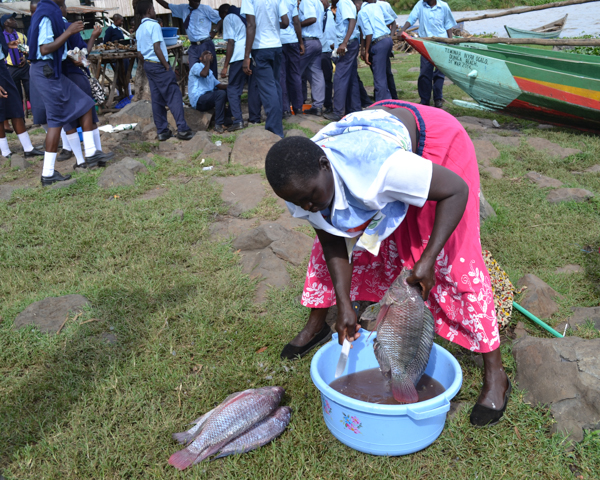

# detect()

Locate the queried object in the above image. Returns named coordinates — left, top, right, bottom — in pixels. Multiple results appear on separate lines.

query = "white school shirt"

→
left=321, top=8, right=336, bottom=53
left=223, top=13, right=247, bottom=63
left=357, top=3, right=390, bottom=40
left=37, top=17, right=68, bottom=61
left=299, top=0, right=324, bottom=39
left=240, top=0, right=287, bottom=50
left=335, top=0, right=359, bottom=44
left=168, top=3, right=221, bottom=42
left=279, top=0, right=299, bottom=45
left=136, top=18, right=167, bottom=63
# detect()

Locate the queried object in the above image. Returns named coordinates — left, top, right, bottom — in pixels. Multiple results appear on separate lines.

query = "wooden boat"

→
left=401, top=32, right=600, bottom=132
left=504, top=14, right=568, bottom=39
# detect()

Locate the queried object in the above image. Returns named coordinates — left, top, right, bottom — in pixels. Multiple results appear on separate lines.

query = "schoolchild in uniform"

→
left=0, top=32, right=44, bottom=159
left=323, top=0, right=360, bottom=121
left=28, top=0, right=110, bottom=185
left=189, top=50, right=230, bottom=133
left=28, top=0, right=48, bottom=132
left=2, top=13, right=30, bottom=108
left=375, top=0, right=398, bottom=99
left=219, top=4, right=261, bottom=130
left=156, top=0, right=221, bottom=75
left=321, top=1, right=336, bottom=115
left=241, top=0, right=289, bottom=138
left=279, top=0, right=303, bottom=118
left=298, top=0, right=326, bottom=116
left=136, top=0, right=193, bottom=141
left=104, top=14, right=126, bottom=43
left=355, top=0, right=393, bottom=101
left=59, top=3, right=113, bottom=169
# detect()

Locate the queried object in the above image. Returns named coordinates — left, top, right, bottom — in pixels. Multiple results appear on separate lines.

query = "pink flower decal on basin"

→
left=323, top=398, right=332, bottom=416
left=341, top=413, right=363, bottom=434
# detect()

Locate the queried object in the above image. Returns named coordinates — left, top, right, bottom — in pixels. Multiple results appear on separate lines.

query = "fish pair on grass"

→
left=363, top=269, right=435, bottom=404
left=168, top=386, right=291, bottom=470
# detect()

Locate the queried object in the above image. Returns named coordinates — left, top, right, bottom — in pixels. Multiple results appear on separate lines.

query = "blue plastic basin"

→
left=162, top=27, right=178, bottom=38
left=310, top=330, right=463, bottom=456
left=164, top=37, right=179, bottom=47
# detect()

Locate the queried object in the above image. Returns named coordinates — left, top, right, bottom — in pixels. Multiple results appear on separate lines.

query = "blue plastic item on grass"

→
left=310, top=330, right=463, bottom=456
left=77, top=127, right=83, bottom=142
left=162, top=27, right=178, bottom=38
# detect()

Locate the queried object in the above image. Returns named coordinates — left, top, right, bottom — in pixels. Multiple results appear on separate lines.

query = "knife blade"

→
left=335, top=338, right=351, bottom=378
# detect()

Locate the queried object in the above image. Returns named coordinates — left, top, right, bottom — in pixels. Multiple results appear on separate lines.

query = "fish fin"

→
left=172, top=431, right=194, bottom=445
left=374, top=303, right=391, bottom=330
left=193, top=439, right=232, bottom=464
left=360, top=303, right=381, bottom=323
left=168, top=447, right=200, bottom=471
left=172, top=407, right=217, bottom=445
left=391, top=376, right=419, bottom=404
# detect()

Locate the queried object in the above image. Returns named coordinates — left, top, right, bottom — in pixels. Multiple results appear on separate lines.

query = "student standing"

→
left=156, top=0, right=221, bottom=75
left=28, top=0, right=111, bottom=185
left=279, top=0, right=303, bottom=118
left=298, top=0, right=326, bottom=116
left=190, top=50, right=230, bottom=133
left=324, top=0, right=360, bottom=121
left=241, top=0, right=288, bottom=139
left=321, top=1, right=336, bottom=115
left=355, top=0, right=392, bottom=101
left=136, top=0, right=193, bottom=141
left=375, top=0, right=398, bottom=99
left=2, top=14, right=30, bottom=108
left=399, top=0, right=455, bottom=107
left=220, top=4, right=261, bottom=130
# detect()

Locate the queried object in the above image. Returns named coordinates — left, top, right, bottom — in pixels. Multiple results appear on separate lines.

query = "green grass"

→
left=1, top=54, right=600, bottom=479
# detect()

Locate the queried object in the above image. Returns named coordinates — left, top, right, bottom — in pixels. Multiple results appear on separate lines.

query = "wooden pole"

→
left=422, top=36, right=600, bottom=46
left=455, top=0, right=599, bottom=23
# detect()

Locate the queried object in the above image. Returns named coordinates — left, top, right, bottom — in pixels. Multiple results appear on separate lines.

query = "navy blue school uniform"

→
left=62, top=18, right=99, bottom=130
left=27, top=0, right=94, bottom=129
left=26, top=24, right=47, bottom=125
left=0, top=40, right=25, bottom=123
left=102, top=24, right=130, bottom=88
left=136, top=17, right=190, bottom=135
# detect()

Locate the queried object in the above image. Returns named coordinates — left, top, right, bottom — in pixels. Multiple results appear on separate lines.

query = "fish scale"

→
left=168, top=387, right=284, bottom=470
left=372, top=269, right=435, bottom=404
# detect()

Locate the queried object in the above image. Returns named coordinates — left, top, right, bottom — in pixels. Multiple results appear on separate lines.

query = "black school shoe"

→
left=158, top=130, right=173, bottom=141
left=280, top=324, right=332, bottom=360
left=41, top=170, right=71, bottom=186
left=304, top=107, right=322, bottom=116
left=434, top=99, right=444, bottom=109
left=323, top=112, right=342, bottom=122
left=84, top=151, right=114, bottom=167
left=24, top=147, right=45, bottom=158
left=470, top=376, right=512, bottom=427
left=57, top=148, right=73, bottom=162
left=228, top=122, right=245, bottom=132
left=177, top=130, right=194, bottom=140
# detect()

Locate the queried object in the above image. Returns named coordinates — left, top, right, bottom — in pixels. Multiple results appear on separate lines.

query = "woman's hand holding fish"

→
left=406, top=258, right=436, bottom=301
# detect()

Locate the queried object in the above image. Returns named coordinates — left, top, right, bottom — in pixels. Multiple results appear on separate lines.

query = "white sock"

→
left=42, top=151, right=57, bottom=177
left=18, top=132, right=34, bottom=153
left=42, top=124, right=48, bottom=133
left=60, top=129, right=72, bottom=151
left=67, top=133, right=85, bottom=165
left=0, top=137, right=11, bottom=157
left=82, top=131, right=96, bottom=157
left=92, top=128, right=102, bottom=152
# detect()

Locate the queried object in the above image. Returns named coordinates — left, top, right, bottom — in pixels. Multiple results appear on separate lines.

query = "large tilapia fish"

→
left=367, top=269, right=435, bottom=404
left=168, top=386, right=284, bottom=469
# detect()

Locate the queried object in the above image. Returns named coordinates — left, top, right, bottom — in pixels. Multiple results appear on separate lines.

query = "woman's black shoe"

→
left=470, top=376, right=512, bottom=427
left=280, top=324, right=332, bottom=360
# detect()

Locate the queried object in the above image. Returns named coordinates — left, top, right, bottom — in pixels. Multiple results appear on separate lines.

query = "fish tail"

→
left=168, top=447, right=200, bottom=471
left=172, top=431, right=195, bottom=445
left=391, top=376, right=419, bottom=404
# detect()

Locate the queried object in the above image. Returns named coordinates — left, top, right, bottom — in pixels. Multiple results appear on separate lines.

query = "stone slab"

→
left=482, top=166, right=503, bottom=179
left=14, top=295, right=90, bottom=334
left=213, top=173, right=266, bottom=216
left=516, top=274, right=562, bottom=319
left=230, top=128, right=281, bottom=168
left=473, top=139, right=500, bottom=166
left=526, top=137, right=581, bottom=159
left=526, top=171, right=563, bottom=188
left=547, top=188, right=594, bottom=204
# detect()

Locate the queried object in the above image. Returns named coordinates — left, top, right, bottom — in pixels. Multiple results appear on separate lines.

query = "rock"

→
left=516, top=274, right=562, bottom=319
left=98, top=332, right=118, bottom=345
left=230, top=128, right=281, bottom=168
left=285, top=129, right=307, bottom=138
left=142, top=124, right=158, bottom=141
left=270, top=230, right=314, bottom=265
left=584, top=165, right=600, bottom=173
left=167, top=107, right=212, bottom=132
left=526, top=137, right=581, bottom=159
left=513, top=335, right=600, bottom=442
left=514, top=321, right=528, bottom=339
left=120, top=157, right=148, bottom=174
left=233, top=222, right=288, bottom=251
left=408, top=67, right=420, bottom=72
left=209, top=216, right=260, bottom=240
left=142, top=124, right=155, bottom=134
left=482, top=166, right=503, bottom=179
left=241, top=248, right=291, bottom=303
left=14, top=294, right=90, bottom=334
left=0, top=185, right=18, bottom=201
left=479, top=191, right=496, bottom=221
left=566, top=307, right=600, bottom=330
left=555, top=264, right=584, bottom=275
left=547, top=188, right=594, bottom=204
left=110, top=101, right=154, bottom=128
left=134, top=187, right=168, bottom=201
left=472, top=139, right=500, bottom=166
left=50, top=178, right=77, bottom=190
left=171, top=209, right=184, bottom=220
left=202, top=142, right=231, bottom=164
left=98, top=163, right=136, bottom=188
left=479, top=133, right=521, bottom=148
left=457, top=116, right=495, bottom=132
left=447, top=401, right=467, bottom=420
left=284, top=115, right=323, bottom=134
left=11, top=155, right=32, bottom=170
left=144, top=158, right=156, bottom=168
left=537, top=124, right=555, bottom=130
left=213, top=173, right=266, bottom=216
left=181, top=131, right=212, bottom=155
left=525, top=171, right=563, bottom=188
